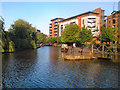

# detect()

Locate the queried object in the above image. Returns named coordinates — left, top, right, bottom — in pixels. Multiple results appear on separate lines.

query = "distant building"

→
left=49, top=8, right=105, bottom=38
left=37, top=29, right=41, bottom=32
left=107, top=11, right=120, bottom=28
left=49, top=18, right=64, bottom=37
left=106, top=10, right=120, bottom=43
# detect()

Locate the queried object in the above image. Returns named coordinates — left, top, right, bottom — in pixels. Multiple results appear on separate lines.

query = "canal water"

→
left=2, top=46, right=120, bottom=88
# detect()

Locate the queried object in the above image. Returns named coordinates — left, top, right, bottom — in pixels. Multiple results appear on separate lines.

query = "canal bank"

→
left=2, top=46, right=120, bottom=88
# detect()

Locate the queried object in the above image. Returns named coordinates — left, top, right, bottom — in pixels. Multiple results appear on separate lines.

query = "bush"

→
left=30, top=40, right=36, bottom=49
left=9, top=41, right=15, bottom=52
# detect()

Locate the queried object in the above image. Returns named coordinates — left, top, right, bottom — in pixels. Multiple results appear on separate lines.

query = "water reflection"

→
left=2, top=47, right=119, bottom=88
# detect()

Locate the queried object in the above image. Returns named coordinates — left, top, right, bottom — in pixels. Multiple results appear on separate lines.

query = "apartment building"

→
left=107, top=11, right=120, bottom=28
left=106, top=10, right=120, bottom=43
left=49, top=8, right=105, bottom=37
left=49, top=18, right=64, bottom=37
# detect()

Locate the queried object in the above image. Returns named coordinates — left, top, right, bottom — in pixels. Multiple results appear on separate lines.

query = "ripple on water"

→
left=2, top=47, right=120, bottom=88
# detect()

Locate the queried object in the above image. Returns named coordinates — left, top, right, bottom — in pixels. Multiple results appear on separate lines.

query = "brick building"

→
left=106, top=10, right=120, bottom=43
left=49, top=18, right=64, bottom=37
left=49, top=8, right=105, bottom=38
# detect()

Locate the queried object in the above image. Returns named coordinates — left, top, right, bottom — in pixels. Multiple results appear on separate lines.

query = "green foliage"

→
left=46, top=37, right=62, bottom=44
left=0, top=40, right=4, bottom=53
left=30, top=40, right=36, bottom=49
left=37, top=32, right=47, bottom=43
left=61, top=23, right=80, bottom=43
left=101, top=26, right=118, bottom=42
left=2, top=31, right=15, bottom=53
left=9, top=41, right=15, bottom=52
left=55, top=37, right=62, bottom=44
left=78, top=26, right=93, bottom=43
left=61, top=24, right=93, bottom=44
left=0, top=17, right=4, bottom=31
left=46, top=37, right=56, bottom=44
left=9, top=19, right=37, bottom=49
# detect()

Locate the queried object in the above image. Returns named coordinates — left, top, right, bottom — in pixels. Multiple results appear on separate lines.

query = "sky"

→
left=2, top=2, right=119, bottom=35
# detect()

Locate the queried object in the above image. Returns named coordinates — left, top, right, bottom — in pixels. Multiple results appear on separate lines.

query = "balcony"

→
left=50, top=29, right=52, bottom=31
left=92, top=29, right=99, bottom=32
left=88, top=19, right=96, bottom=23
left=54, top=30, right=58, bottom=33
left=54, top=24, right=58, bottom=26
left=88, top=21, right=96, bottom=23
left=54, top=33, right=58, bottom=35
left=49, top=26, right=52, bottom=28
left=88, top=18, right=96, bottom=19
left=54, top=29, right=58, bottom=31
left=88, top=23, right=96, bottom=26
left=54, top=26, right=58, bottom=29
left=88, top=26, right=96, bottom=28
left=49, top=23, right=52, bottom=25
left=54, top=21, right=58, bottom=23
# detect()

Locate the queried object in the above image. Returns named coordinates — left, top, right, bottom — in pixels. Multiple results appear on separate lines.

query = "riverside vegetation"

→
left=0, top=18, right=119, bottom=53
left=0, top=19, right=46, bottom=53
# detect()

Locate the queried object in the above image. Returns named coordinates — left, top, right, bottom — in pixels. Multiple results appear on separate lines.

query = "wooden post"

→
left=114, top=43, right=117, bottom=55
left=102, top=42, right=105, bottom=58
left=92, top=43, right=93, bottom=53
left=102, top=43, right=104, bottom=54
left=91, top=43, right=93, bottom=58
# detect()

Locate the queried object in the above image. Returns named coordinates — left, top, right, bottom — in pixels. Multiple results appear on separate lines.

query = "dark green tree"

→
left=8, top=19, right=37, bottom=49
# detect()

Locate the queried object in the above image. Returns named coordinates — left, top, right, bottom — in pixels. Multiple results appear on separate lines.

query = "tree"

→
left=55, top=37, right=62, bottom=44
left=0, top=16, right=4, bottom=31
left=9, top=19, right=37, bottom=49
left=78, top=26, right=93, bottom=44
left=101, top=26, right=118, bottom=43
left=37, top=32, right=47, bottom=43
left=61, top=23, right=80, bottom=43
left=46, top=37, right=56, bottom=44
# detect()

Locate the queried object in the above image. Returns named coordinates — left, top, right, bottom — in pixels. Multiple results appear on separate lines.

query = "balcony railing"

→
left=54, top=27, right=58, bottom=29
left=54, top=29, right=58, bottom=31
left=54, top=24, right=58, bottom=26
left=88, top=26, right=96, bottom=28
left=54, top=31, right=57, bottom=33
left=49, top=26, right=52, bottom=28
left=54, top=21, right=58, bottom=23
left=88, top=21, right=96, bottom=23
left=54, top=33, right=58, bottom=35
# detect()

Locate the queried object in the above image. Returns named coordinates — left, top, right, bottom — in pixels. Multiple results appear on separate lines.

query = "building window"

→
left=83, top=19, right=84, bottom=25
left=113, top=19, right=115, bottom=24
left=112, top=25, right=115, bottom=27
left=101, top=16, right=104, bottom=19
left=109, top=21, right=110, bottom=23
left=117, top=19, right=119, bottom=22
left=117, top=25, right=119, bottom=27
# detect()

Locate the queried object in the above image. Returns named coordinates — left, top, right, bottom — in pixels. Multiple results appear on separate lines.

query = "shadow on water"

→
left=2, top=46, right=120, bottom=88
